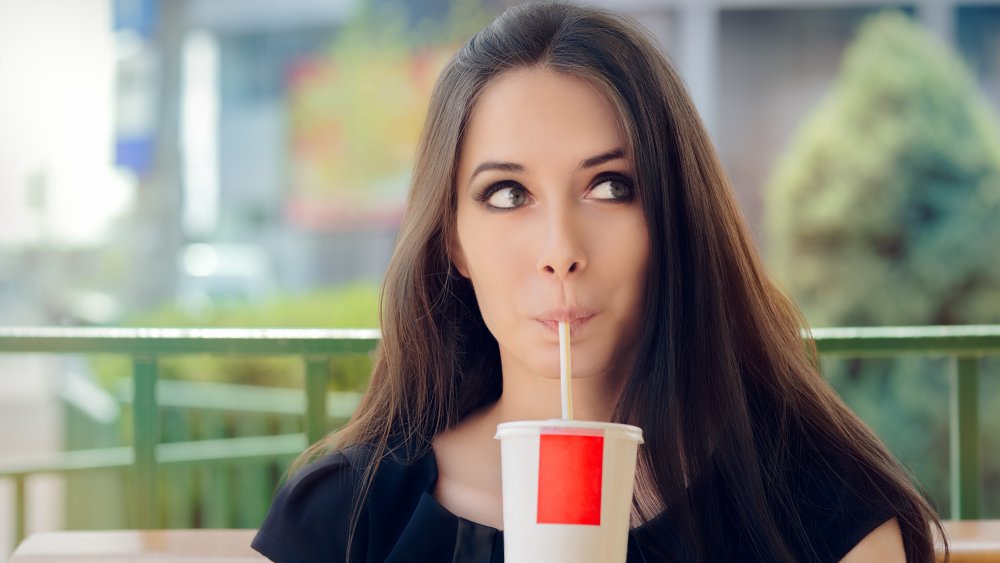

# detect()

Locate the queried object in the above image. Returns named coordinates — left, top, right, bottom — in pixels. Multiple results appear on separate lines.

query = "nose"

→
left=536, top=209, right=588, bottom=278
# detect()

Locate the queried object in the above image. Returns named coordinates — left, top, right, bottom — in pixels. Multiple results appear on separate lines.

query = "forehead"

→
left=457, top=67, right=626, bottom=177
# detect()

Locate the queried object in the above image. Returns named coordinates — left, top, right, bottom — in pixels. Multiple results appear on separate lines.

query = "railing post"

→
left=132, top=355, right=159, bottom=528
left=14, top=475, right=26, bottom=546
left=950, top=356, right=981, bottom=519
left=304, top=356, right=330, bottom=445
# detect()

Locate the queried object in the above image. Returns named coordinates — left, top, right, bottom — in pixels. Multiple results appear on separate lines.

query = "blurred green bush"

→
left=767, top=11, right=1000, bottom=327
left=90, top=283, right=381, bottom=392
left=765, top=11, right=1000, bottom=516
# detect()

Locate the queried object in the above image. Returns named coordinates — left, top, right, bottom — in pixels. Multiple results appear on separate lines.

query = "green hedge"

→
left=90, top=283, right=381, bottom=392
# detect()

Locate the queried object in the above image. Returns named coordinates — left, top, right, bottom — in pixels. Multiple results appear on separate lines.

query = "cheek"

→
left=602, top=218, right=650, bottom=327
left=455, top=228, right=547, bottom=353
left=457, top=212, right=532, bottom=281
left=630, top=232, right=651, bottom=282
left=465, top=250, right=529, bottom=315
left=455, top=216, right=529, bottom=318
left=463, top=253, right=523, bottom=348
left=596, top=213, right=649, bottom=277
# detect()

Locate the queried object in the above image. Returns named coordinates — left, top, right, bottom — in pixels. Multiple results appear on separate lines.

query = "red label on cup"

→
left=536, top=433, right=603, bottom=525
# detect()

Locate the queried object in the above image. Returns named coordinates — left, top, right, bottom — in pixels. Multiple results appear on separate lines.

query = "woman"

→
left=253, top=3, right=944, bottom=562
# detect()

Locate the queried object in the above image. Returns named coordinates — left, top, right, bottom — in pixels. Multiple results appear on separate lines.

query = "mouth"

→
left=534, top=310, right=597, bottom=335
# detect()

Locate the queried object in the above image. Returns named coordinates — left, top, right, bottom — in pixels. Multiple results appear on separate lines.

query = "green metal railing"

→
left=0, top=324, right=997, bottom=547
left=0, top=327, right=379, bottom=547
left=806, top=324, right=999, bottom=520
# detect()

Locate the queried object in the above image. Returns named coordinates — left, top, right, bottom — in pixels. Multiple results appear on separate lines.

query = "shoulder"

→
left=784, top=444, right=904, bottom=561
left=252, top=446, right=374, bottom=563
left=252, top=444, right=438, bottom=563
left=839, top=518, right=905, bottom=563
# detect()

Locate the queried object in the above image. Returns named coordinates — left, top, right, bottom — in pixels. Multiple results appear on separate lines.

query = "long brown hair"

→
left=297, top=3, right=944, bottom=561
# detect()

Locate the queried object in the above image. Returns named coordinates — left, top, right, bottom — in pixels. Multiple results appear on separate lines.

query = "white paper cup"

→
left=495, top=420, right=643, bottom=563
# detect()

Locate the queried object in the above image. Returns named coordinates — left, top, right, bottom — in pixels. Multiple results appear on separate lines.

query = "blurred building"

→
left=140, top=0, right=499, bottom=311
left=5, top=0, right=997, bottom=323
left=173, top=0, right=1000, bottom=302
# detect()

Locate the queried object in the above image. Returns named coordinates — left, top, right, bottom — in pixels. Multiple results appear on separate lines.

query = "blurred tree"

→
left=764, top=11, right=1000, bottom=516
left=766, top=10, right=1000, bottom=327
left=287, top=0, right=492, bottom=209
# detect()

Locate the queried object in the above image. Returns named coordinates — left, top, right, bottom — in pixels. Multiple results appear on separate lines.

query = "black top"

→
left=252, top=444, right=896, bottom=563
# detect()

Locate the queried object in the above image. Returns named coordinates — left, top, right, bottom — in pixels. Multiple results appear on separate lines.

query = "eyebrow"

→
left=581, top=148, right=626, bottom=169
left=468, top=148, right=627, bottom=183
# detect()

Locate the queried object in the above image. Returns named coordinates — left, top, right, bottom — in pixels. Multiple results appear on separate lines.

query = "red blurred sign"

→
left=536, top=433, right=603, bottom=525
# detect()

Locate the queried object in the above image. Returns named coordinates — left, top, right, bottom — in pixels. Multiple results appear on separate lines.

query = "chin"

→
left=531, top=356, right=609, bottom=380
left=507, top=342, right=617, bottom=381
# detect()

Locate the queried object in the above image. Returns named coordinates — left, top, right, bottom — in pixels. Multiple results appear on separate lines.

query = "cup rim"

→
left=495, top=419, right=644, bottom=443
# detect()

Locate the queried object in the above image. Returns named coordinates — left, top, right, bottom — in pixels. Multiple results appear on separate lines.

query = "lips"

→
left=534, top=308, right=597, bottom=334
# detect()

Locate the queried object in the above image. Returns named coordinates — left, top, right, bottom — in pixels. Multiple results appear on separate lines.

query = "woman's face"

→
left=453, top=67, right=650, bottom=383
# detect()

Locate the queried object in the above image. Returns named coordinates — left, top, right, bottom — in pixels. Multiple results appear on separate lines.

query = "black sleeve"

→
left=813, top=488, right=897, bottom=560
left=793, top=452, right=900, bottom=561
left=252, top=452, right=369, bottom=563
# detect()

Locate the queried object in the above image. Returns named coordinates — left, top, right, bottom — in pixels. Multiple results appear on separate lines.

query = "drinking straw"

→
left=559, top=321, right=573, bottom=420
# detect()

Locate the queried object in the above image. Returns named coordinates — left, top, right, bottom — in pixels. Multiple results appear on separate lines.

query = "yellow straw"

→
left=559, top=321, right=573, bottom=420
